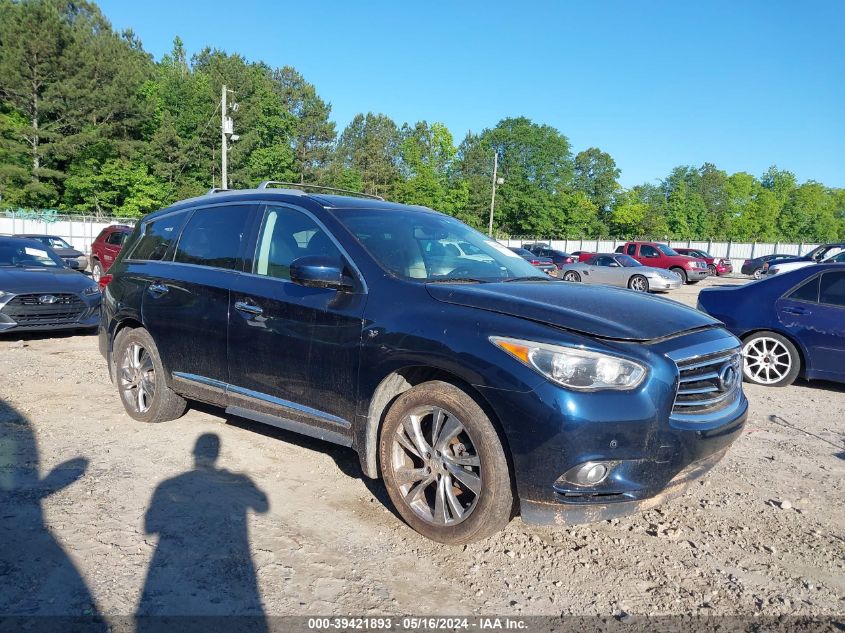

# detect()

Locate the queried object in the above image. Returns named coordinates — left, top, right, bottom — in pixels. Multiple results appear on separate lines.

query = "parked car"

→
left=90, top=225, right=133, bottom=282
left=698, top=264, right=845, bottom=387
left=617, top=241, right=708, bottom=284
left=14, top=234, right=86, bottom=270
left=741, top=254, right=794, bottom=279
left=558, top=253, right=682, bottom=292
left=764, top=243, right=845, bottom=273
left=523, top=243, right=576, bottom=268
left=0, top=236, right=101, bottom=333
left=570, top=250, right=596, bottom=262
left=101, top=183, right=747, bottom=543
left=507, top=247, right=558, bottom=276
left=674, top=248, right=733, bottom=276
left=767, top=248, right=845, bottom=276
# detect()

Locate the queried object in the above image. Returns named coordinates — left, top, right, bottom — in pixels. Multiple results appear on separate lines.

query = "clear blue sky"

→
left=98, top=0, right=845, bottom=188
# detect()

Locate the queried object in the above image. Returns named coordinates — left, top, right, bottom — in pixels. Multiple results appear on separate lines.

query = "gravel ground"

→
left=0, top=274, right=843, bottom=619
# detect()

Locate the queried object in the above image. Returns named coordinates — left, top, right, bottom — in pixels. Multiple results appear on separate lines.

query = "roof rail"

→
left=206, top=187, right=228, bottom=195
left=256, top=181, right=384, bottom=201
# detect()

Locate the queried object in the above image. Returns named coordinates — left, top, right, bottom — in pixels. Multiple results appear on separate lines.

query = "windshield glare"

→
left=0, top=241, right=65, bottom=267
left=657, top=244, right=679, bottom=256
left=616, top=255, right=641, bottom=267
left=336, top=210, right=542, bottom=281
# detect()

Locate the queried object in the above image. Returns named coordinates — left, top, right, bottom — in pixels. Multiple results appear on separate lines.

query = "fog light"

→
left=571, top=461, right=609, bottom=486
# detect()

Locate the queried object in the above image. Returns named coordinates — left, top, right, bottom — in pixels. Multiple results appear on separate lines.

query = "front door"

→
left=227, top=205, right=366, bottom=445
left=777, top=270, right=845, bottom=379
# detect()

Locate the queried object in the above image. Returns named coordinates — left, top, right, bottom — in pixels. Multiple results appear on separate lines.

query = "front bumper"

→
left=520, top=446, right=732, bottom=524
left=477, top=327, right=747, bottom=525
left=650, top=277, right=683, bottom=291
left=686, top=268, right=709, bottom=281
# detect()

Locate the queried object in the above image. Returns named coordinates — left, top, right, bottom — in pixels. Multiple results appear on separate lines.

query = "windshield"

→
left=0, top=240, right=65, bottom=267
left=33, top=236, right=72, bottom=249
left=335, top=209, right=541, bottom=282
left=616, top=255, right=641, bottom=267
left=822, top=247, right=845, bottom=261
left=657, top=244, right=679, bottom=256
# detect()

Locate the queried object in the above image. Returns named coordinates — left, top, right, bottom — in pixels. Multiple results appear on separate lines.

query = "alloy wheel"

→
left=119, top=342, right=156, bottom=413
left=390, top=405, right=482, bottom=526
left=754, top=269, right=763, bottom=280
left=743, top=337, right=792, bottom=384
left=629, top=276, right=648, bottom=292
left=564, top=272, right=579, bottom=282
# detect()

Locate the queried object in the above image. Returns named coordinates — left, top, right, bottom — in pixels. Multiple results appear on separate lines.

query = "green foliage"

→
left=0, top=0, right=842, bottom=242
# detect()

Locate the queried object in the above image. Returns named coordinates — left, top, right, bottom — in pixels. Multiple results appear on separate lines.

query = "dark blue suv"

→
left=100, top=183, right=748, bottom=543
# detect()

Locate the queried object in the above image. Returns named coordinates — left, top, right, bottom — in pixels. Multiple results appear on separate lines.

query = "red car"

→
left=570, top=250, right=595, bottom=262
left=90, top=225, right=133, bottom=282
left=675, top=247, right=733, bottom=276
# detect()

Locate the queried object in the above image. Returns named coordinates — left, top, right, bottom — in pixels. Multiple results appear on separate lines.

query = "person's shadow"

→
left=136, top=433, right=269, bottom=633
left=0, top=399, right=103, bottom=630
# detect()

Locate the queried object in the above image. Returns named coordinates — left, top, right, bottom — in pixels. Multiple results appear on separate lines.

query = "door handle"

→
left=782, top=306, right=809, bottom=316
left=234, top=300, right=263, bottom=317
left=148, top=282, right=168, bottom=296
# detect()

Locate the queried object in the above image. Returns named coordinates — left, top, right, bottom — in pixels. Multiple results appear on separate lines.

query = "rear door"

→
left=777, top=271, right=845, bottom=378
left=227, top=204, right=366, bottom=444
left=138, top=204, right=257, bottom=404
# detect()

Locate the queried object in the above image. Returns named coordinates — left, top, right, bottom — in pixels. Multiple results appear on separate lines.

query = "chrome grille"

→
left=1, top=293, right=85, bottom=325
left=673, top=348, right=742, bottom=415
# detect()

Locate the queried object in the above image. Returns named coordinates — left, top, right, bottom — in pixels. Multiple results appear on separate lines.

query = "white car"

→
left=768, top=249, right=845, bottom=275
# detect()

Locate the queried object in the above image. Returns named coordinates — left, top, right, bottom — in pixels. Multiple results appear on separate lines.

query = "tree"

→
left=573, top=148, right=620, bottom=220
left=335, top=113, right=400, bottom=197
left=63, top=157, right=167, bottom=217
left=272, top=67, right=336, bottom=183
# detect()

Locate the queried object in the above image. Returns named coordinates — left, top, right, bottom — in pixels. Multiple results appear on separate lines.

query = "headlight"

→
left=82, top=285, right=100, bottom=296
left=490, top=336, right=647, bottom=391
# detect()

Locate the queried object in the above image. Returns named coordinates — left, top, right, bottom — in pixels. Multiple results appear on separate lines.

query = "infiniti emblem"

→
left=717, top=361, right=738, bottom=393
left=38, top=295, right=58, bottom=304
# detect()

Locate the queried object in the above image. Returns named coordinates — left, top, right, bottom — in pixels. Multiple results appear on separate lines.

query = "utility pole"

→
left=220, top=86, right=239, bottom=189
left=488, top=151, right=500, bottom=237
left=221, top=85, right=228, bottom=189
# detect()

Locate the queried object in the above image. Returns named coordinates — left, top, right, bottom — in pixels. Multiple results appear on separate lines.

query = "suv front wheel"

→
left=379, top=380, right=513, bottom=544
left=113, top=327, right=187, bottom=423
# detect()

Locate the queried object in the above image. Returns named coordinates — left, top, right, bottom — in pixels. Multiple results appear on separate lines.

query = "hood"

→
left=0, top=266, right=95, bottom=294
left=426, top=280, right=718, bottom=341
left=52, top=247, right=84, bottom=258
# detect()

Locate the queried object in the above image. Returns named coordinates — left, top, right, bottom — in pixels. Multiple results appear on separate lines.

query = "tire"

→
left=670, top=267, right=688, bottom=284
left=91, top=260, right=103, bottom=282
left=708, top=264, right=717, bottom=276
left=753, top=268, right=764, bottom=280
left=563, top=271, right=581, bottom=282
left=113, top=327, right=187, bottom=423
left=741, top=332, right=801, bottom=387
left=628, top=274, right=649, bottom=292
left=379, top=381, right=513, bottom=544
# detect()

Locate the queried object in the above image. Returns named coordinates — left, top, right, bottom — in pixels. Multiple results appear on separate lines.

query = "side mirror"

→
left=290, top=256, right=353, bottom=291
left=608, top=262, right=620, bottom=268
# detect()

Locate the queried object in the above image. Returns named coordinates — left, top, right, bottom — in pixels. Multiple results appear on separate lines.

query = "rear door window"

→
left=130, top=212, right=188, bottom=261
left=106, top=231, right=127, bottom=245
left=787, top=276, right=819, bottom=303
left=819, top=271, right=845, bottom=307
left=174, top=205, right=253, bottom=271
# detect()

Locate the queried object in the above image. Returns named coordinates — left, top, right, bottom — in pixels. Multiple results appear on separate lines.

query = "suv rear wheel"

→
left=91, top=260, right=103, bottom=282
left=114, top=327, right=187, bottom=423
left=379, top=381, right=512, bottom=544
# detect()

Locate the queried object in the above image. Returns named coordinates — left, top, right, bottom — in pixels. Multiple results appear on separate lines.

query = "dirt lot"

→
left=1, top=275, right=843, bottom=619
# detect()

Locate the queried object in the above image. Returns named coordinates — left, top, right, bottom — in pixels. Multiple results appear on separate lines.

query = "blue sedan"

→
left=697, top=264, right=845, bottom=386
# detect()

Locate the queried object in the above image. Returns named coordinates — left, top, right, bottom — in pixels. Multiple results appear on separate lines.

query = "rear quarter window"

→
left=819, top=271, right=845, bottom=307
left=129, top=211, right=188, bottom=261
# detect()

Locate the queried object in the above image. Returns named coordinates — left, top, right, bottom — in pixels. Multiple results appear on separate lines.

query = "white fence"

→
left=0, top=213, right=137, bottom=255
left=502, top=238, right=820, bottom=270
left=0, top=212, right=822, bottom=272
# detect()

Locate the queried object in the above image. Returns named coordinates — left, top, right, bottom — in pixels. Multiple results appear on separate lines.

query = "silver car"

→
left=559, top=253, right=682, bottom=292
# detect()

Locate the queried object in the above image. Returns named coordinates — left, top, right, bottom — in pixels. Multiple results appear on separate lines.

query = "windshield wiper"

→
left=426, top=277, right=488, bottom=284
left=502, top=275, right=555, bottom=282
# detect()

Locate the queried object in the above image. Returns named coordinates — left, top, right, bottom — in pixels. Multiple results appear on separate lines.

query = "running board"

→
left=225, top=405, right=353, bottom=447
